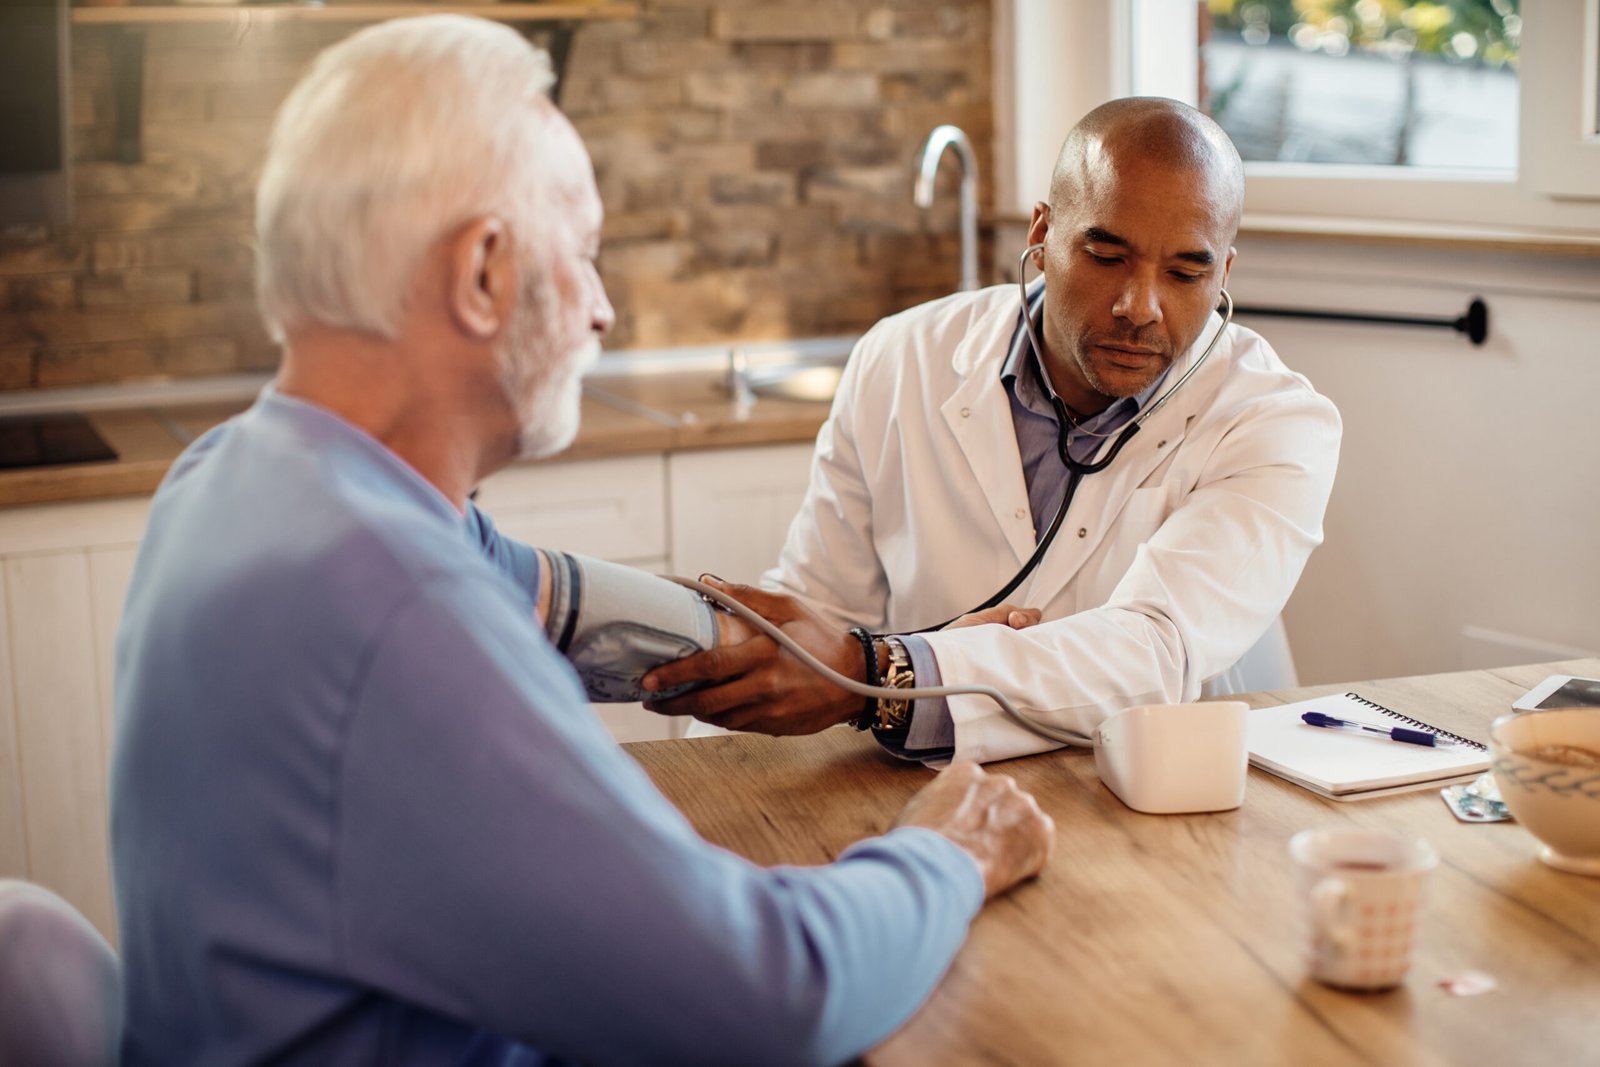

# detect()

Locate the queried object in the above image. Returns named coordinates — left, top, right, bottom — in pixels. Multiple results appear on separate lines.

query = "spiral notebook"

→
left=1246, top=692, right=1489, bottom=801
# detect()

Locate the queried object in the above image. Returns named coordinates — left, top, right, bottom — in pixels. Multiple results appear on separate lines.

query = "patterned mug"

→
left=1288, top=828, right=1438, bottom=991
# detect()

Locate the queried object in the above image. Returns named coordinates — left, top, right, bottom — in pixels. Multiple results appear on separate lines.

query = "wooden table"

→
left=628, top=658, right=1600, bottom=1066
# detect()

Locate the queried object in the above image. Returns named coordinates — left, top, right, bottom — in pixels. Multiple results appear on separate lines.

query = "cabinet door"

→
left=0, top=567, right=28, bottom=884
left=666, top=444, right=817, bottom=743
left=0, top=497, right=148, bottom=944
left=89, top=546, right=140, bottom=786
left=474, top=455, right=667, bottom=564
left=593, top=702, right=680, bottom=743
left=2, top=550, right=118, bottom=942
left=667, top=443, right=816, bottom=584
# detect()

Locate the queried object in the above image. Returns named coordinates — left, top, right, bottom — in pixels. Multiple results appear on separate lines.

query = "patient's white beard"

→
left=497, top=287, right=599, bottom=460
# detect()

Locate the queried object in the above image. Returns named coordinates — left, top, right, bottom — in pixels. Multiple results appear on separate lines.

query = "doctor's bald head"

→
left=1025, top=98, right=1242, bottom=415
left=1049, top=97, right=1245, bottom=245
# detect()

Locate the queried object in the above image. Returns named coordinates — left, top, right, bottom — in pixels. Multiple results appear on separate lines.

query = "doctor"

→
left=645, top=97, right=1342, bottom=764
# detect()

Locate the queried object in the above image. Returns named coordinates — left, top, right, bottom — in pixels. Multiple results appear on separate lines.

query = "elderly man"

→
left=645, top=99, right=1342, bottom=764
left=110, top=17, right=1053, bottom=1066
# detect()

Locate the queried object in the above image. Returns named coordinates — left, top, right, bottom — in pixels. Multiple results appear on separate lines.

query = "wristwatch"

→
left=875, top=636, right=915, bottom=730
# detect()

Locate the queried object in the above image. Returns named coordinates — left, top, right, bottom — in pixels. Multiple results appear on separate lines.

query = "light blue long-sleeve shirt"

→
left=110, top=387, right=984, bottom=1067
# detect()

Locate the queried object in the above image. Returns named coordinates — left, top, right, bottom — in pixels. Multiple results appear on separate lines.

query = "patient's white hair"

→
left=255, top=16, right=556, bottom=342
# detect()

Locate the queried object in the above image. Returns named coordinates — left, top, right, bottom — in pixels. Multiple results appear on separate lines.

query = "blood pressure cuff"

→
left=542, top=550, right=719, bottom=703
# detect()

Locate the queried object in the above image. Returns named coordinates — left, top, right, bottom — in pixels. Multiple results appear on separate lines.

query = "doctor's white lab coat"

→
left=763, top=285, right=1343, bottom=764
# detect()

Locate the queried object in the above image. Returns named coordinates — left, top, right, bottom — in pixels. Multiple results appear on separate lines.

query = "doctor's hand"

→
left=712, top=602, right=760, bottom=645
left=641, top=579, right=864, bottom=735
left=946, top=603, right=1041, bottom=630
left=895, top=760, right=1054, bottom=900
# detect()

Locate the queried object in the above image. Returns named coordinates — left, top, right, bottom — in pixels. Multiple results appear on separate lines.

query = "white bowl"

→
left=1489, top=708, right=1600, bottom=876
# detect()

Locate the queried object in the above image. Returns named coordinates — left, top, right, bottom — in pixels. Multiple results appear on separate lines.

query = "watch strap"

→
left=846, top=626, right=880, bottom=730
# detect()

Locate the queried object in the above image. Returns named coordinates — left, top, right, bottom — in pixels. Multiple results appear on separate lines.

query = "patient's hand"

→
left=896, top=760, right=1054, bottom=900
left=641, top=579, right=863, bottom=734
left=945, top=603, right=1041, bottom=630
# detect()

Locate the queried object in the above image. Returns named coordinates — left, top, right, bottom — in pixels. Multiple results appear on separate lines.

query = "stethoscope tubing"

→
left=911, top=244, right=1234, bottom=634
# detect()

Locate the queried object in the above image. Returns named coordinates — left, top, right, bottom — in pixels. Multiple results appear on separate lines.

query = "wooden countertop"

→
left=0, top=371, right=830, bottom=510
left=629, top=657, right=1600, bottom=1066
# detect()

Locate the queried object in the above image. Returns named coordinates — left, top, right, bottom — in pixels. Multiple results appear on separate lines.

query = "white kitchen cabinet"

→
left=0, top=567, right=26, bottom=885
left=88, top=546, right=139, bottom=774
left=0, top=496, right=150, bottom=943
left=667, top=443, right=816, bottom=585
left=474, top=454, right=666, bottom=567
left=5, top=553, right=117, bottom=941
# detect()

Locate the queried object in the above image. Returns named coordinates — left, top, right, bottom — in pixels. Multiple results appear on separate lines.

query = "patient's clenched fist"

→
left=894, top=761, right=1054, bottom=900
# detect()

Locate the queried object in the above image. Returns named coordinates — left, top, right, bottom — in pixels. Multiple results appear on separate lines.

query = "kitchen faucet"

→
left=913, top=125, right=979, bottom=292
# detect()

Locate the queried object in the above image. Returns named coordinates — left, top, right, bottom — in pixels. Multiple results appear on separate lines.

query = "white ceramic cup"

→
left=1288, top=829, right=1438, bottom=991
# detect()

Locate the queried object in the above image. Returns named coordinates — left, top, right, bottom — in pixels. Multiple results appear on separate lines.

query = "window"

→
left=1196, top=0, right=1519, bottom=170
left=994, top=0, right=1600, bottom=241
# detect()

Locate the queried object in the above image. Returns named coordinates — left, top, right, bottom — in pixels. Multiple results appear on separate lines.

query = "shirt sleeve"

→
left=333, top=572, right=984, bottom=1067
left=874, top=635, right=954, bottom=761
left=463, top=502, right=541, bottom=599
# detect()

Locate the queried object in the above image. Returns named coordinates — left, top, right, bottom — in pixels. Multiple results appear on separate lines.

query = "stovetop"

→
left=0, top=412, right=118, bottom=469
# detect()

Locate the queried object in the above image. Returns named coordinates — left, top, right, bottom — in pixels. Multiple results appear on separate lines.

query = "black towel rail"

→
left=1231, top=297, right=1489, bottom=346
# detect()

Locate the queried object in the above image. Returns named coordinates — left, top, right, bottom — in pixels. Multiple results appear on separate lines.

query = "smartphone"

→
left=1512, top=674, right=1600, bottom=712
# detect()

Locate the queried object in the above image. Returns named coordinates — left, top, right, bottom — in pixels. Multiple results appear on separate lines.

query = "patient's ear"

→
left=448, top=215, right=514, bottom=340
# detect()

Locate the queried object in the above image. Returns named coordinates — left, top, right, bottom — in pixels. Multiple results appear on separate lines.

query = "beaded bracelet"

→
left=845, top=626, right=880, bottom=730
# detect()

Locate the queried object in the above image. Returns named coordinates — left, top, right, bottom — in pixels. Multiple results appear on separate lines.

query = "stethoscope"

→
left=910, top=242, right=1234, bottom=633
left=671, top=246, right=1235, bottom=747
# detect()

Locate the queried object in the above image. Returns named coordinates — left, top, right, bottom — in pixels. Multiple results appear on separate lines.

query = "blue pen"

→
left=1301, top=711, right=1451, bottom=747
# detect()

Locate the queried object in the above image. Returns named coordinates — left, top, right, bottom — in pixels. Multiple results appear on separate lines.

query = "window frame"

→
left=993, top=0, right=1600, bottom=243
left=1520, top=0, right=1600, bottom=198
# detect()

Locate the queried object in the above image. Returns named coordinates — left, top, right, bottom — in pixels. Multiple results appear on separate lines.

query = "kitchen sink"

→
left=741, top=361, right=845, bottom=403
left=577, top=337, right=855, bottom=422
left=725, top=347, right=848, bottom=405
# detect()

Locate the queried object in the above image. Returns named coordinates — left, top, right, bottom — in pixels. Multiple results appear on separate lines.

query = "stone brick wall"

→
left=0, top=2, right=992, bottom=392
